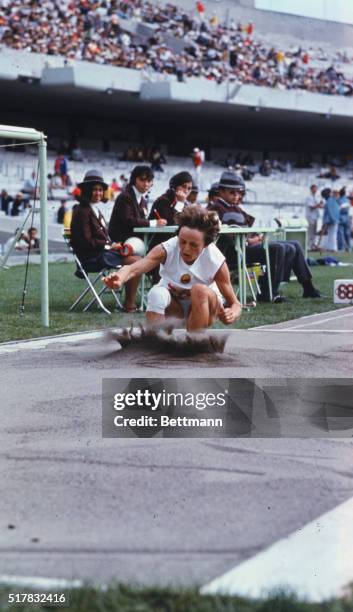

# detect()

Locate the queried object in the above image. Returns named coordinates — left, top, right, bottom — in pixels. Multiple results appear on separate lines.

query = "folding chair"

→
left=63, top=229, right=123, bottom=315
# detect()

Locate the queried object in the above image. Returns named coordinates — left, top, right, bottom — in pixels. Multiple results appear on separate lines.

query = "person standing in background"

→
left=305, top=184, right=323, bottom=250
left=322, top=187, right=340, bottom=252
left=337, top=187, right=351, bottom=252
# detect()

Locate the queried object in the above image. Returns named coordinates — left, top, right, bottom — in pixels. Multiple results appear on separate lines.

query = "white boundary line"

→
left=277, top=311, right=353, bottom=330
left=0, top=329, right=110, bottom=355
left=0, top=575, right=82, bottom=589
left=251, top=306, right=353, bottom=328
left=253, top=329, right=353, bottom=333
left=251, top=306, right=353, bottom=331
left=201, top=495, right=353, bottom=603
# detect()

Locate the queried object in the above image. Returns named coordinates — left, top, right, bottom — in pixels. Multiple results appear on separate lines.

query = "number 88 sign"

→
left=334, top=280, right=353, bottom=303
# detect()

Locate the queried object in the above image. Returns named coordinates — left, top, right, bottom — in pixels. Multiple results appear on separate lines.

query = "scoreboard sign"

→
left=334, top=279, right=353, bottom=304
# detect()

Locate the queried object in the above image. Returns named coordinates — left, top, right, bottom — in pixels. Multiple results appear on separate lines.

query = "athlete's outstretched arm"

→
left=103, top=245, right=166, bottom=290
left=214, top=262, right=242, bottom=324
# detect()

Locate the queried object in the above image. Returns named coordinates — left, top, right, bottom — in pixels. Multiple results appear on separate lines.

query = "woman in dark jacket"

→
left=149, top=171, right=193, bottom=226
left=70, top=169, right=141, bottom=311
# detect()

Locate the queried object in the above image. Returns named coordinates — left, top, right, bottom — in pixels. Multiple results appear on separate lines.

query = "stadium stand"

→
left=1, top=0, right=353, bottom=95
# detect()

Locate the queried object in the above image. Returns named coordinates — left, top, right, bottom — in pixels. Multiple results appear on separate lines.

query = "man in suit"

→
left=109, top=165, right=167, bottom=244
left=70, top=169, right=141, bottom=312
left=209, top=171, right=321, bottom=303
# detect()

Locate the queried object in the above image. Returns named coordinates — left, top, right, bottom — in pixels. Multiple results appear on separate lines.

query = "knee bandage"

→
left=146, top=286, right=171, bottom=314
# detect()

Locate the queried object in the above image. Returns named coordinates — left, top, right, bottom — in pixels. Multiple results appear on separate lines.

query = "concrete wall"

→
left=2, top=47, right=353, bottom=120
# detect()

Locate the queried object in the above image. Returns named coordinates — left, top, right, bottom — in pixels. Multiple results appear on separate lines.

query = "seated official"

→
left=148, top=171, right=193, bottom=255
left=149, top=171, right=193, bottom=225
left=103, top=206, right=241, bottom=332
left=208, top=171, right=321, bottom=303
left=70, top=169, right=141, bottom=312
left=108, top=165, right=167, bottom=244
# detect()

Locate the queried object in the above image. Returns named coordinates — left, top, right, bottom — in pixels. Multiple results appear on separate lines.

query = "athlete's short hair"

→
left=175, top=205, right=220, bottom=245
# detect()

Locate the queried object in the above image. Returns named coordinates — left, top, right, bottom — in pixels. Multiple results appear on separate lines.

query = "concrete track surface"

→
left=1, top=307, right=353, bottom=592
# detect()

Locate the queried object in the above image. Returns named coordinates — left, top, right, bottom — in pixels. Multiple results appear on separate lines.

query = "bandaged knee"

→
left=146, top=286, right=171, bottom=314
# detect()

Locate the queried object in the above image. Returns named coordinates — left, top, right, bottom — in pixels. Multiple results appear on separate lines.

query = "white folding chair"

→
left=63, top=230, right=123, bottom=315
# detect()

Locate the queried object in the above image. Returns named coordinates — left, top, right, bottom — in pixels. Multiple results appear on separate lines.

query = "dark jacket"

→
left=148, top=189, right=179, bottom=250
left=149, top=189, right=178, bottom=225
left=208, top=198, right=256, bottom=269
left=208, top=198, right=255, bottom=227
left=70, top=203, right=110, bottom=260
left=109, top=184, right=150, bottom=243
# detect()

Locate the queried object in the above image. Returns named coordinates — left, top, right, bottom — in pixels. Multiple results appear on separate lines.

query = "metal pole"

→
left=38, top=136, right=49, bottom=327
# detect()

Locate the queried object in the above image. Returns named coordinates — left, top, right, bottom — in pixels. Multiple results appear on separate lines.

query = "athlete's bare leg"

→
left=146, top=295, right=184, bottom=326
left=122, top=255, right=140, bottom=310
left=187, top=284, right=219, bottom=332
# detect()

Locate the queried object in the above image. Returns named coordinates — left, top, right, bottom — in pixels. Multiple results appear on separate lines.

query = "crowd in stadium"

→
left=0, top=0, right=352, bottom=95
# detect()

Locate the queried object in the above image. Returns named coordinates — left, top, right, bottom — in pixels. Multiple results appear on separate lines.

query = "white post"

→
left=38, top=136, right=49, bottom=327
left=0, top=125, right=49, bottom=326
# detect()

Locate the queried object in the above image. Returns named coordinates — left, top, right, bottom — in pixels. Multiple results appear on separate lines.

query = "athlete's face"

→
left=219, top=187, right=242, bottom=205
left=135, top=175, right=153, bottom=194
left=178, top=226, right=205, bottom=264
left=91, top=184, right=104, bottom=203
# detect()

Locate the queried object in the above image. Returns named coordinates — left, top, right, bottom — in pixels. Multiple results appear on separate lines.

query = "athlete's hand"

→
left=218, top=303, right=241, bottom=325
left=103, top=269, right=128, bottom=290
left=156, top=219, right=167, bottom=226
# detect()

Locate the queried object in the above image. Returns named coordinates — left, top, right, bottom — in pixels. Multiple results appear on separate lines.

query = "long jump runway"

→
left=1, top=306, right=353, bottom=599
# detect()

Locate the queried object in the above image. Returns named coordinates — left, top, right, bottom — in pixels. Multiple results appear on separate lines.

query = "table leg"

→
left=264, top=234, right=273, bottom=301
left=241, top=234, right=247, bottom=305
left=140, top=234, right=149, bottom=310
left=235, top=235, right=243, bottom=305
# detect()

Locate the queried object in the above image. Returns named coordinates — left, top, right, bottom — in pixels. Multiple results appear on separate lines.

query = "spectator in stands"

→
left=57, top=200, right=67, bottom=224
left=48, top=172, right=63, bottom=199
left=22, top=171, right=37, bottom=199
left=110, top=178, right=121, bottom=193
left=209, top=171, right=321, bottom=302
left=11, top=192, right=25, bottom=217
left=109, top=165, right=167, bottom=244
left=322, top=187, right=340, bottom=251
left=151, top=147, right=166, bottom=172
left=3, top=228, right=29, bottom=252
left=337, top=187, right=351, bottom=252
left=71, top=146, right=84, bottom=162
left=0, top=189, right=13, bottom=215
left=259, top=159, right=272, bottom=177
left=192, top=147, right=205, bottom=179
left=70, top=169, right=141, bottom=312
left=26, top=227, right=40, bottom=252
left=1, top=0, right=353, bottom=96
left=318, top=165, right=340, bottom=181
left=119, top=174, right=128, bottom=190
left=305, top=184, right=323, bottom=250
left=54, top=154, right=69, bottom=187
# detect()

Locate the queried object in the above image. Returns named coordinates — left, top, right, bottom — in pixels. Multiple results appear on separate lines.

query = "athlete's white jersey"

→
left=158, top=236, right=225, bottom=297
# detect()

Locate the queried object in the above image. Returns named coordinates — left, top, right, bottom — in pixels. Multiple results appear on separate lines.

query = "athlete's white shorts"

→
left=146, top=285, right=223, bottom=318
